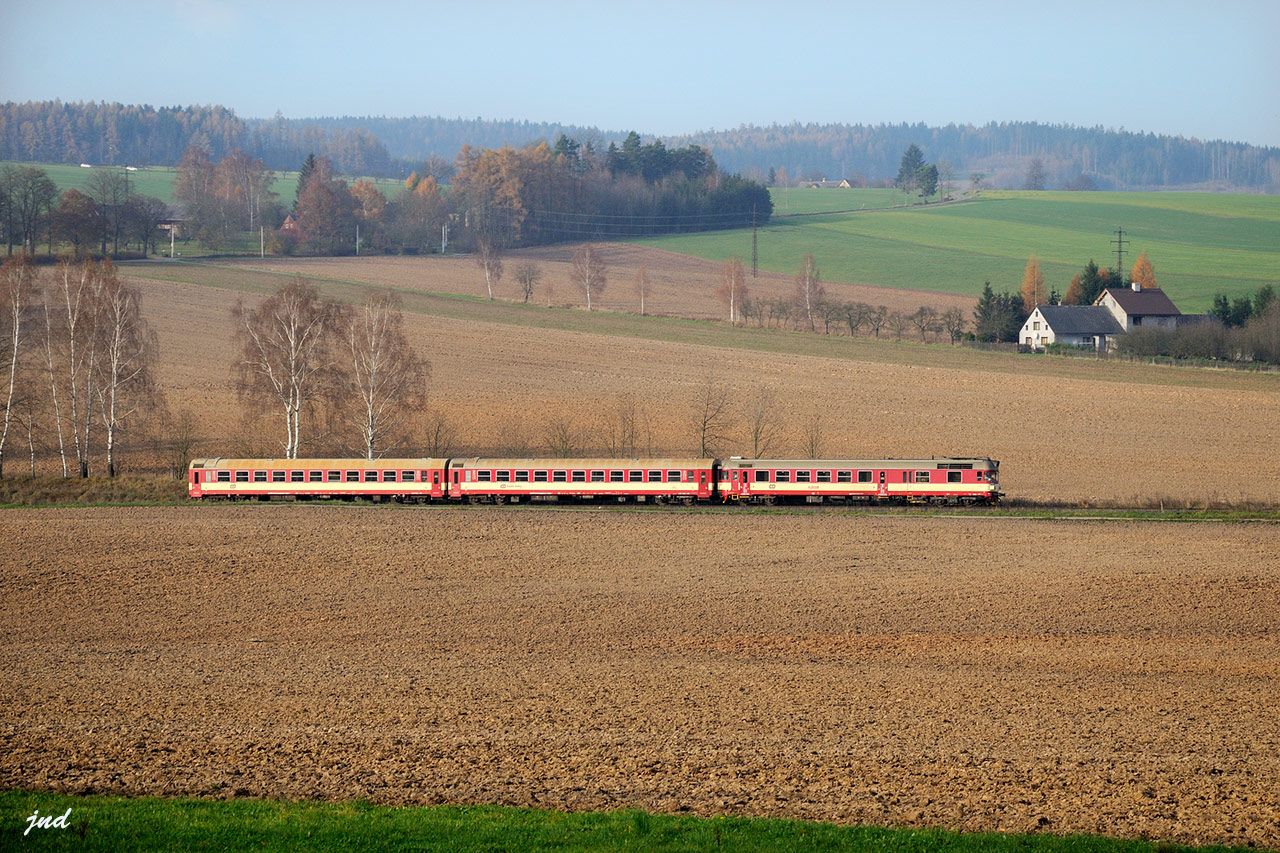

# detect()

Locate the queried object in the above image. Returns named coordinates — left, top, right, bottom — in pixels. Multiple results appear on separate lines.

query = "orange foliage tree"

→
left=1130, top=251, right=1157, bottom=288
left=1020, top=255, right=1048, bottom=311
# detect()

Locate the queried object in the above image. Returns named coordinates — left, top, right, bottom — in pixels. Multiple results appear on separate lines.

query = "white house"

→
left=1095, top=282, right=1181, bottom=331
left=1021, top=304, right=1125, bottom=351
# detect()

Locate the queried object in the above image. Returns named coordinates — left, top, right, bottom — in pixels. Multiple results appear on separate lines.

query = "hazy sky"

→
left=3, top=0, right=1278, bottom=145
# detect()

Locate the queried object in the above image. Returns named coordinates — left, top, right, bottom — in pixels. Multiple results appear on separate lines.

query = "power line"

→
left=1111, top=226, right=1129, bottom=279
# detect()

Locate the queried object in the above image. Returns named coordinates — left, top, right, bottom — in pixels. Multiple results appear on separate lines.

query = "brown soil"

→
left=1, top=507, right=1277, bottom=847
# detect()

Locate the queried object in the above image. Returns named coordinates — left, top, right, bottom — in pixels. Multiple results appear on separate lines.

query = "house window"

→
left=1032, top=321, right=1041, bottom=331
left=1133, top=316, right=1142, bottom=326
left=1025, top=337, right=1032, bottom=345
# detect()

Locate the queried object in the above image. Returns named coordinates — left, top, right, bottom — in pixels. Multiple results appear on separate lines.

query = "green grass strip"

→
left=0, top=791, right=1254, bottom=852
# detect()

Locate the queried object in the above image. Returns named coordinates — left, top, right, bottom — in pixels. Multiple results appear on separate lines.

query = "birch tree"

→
left=93, top=271, right=158, bottom=477
left=793, top=253, right=824, bottom=332
left=715, top=258, right=748, bottom=325
left=338, top=290, right=428, bottom=459
left=0, top=256, right=36, bottom=478
left=232, top=279, right=337, bottom=459
left=571, top=244, right=607, bottom=310
left=49, top=258, right=106, bottom=477
left=633, top=265, right=652, bottom=316
left=475, top=235, right=503, bottom=300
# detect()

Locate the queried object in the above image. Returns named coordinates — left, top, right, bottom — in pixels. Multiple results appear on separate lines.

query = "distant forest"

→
left=3, top=101, right=1278, bottom=192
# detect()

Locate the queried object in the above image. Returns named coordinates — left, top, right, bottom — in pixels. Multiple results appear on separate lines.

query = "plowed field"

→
left=2, top=507, right=1278, bottom=847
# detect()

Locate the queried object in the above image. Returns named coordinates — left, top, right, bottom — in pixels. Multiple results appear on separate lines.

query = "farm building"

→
left=802, top=178, right=854, bottom=189
left=1095, top=282, right=1181, bottom=330
left=1021, top=304, right=1124, bottom=351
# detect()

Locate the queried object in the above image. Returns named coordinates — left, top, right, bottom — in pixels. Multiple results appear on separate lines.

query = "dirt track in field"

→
left=2, top=507, right=1278, bottom=846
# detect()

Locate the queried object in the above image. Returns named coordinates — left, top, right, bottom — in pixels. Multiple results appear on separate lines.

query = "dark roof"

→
left=1036, top=305, right=1125, bottom=336
left=1098, top=286, right=1181, bottom=316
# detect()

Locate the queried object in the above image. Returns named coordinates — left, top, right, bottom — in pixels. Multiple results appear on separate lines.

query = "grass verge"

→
left=0, top=791, right=1253, bottom=852
left=0, top=475, right=185, bottom=507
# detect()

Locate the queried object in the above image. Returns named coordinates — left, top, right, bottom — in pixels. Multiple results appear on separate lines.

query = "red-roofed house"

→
left=1095, top=283, right=1181, bottom=331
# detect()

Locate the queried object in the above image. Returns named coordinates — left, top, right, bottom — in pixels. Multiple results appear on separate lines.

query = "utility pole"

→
left=260, top=226, right=264, bottom=258
left=170, top=225, right=175, bottom=259
left=751, top=204, right=758, bottom=278
left=1111, top=226, right=1129, bottom=281
left=356, top=223, right=360, bottom=256
left=441, top=222, right=449, bottom=254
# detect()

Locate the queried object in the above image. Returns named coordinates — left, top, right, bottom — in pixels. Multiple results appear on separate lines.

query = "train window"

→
left=975, top=471, right=985, bottom=481
left=755, top=470, right=769, bottom=482
left=495, top=471, right=510, bottom=482
left=858, top=470, right=872, bottom=483
left=327, top=471, right=341, bottom=482
left=591, top=471, right=605, bottom=482
left=515, top=471, right=530, bottom=482
left=345, top=471, right=360, bottom=482
left=553, top=471, right=567, bottom=482
left=948, top=471, right=962, bottom=483
left=272, top=471, right=286, bottom=483
left=648, top=470, right=662, bottom=481
left=534, top=471, right=548, bottom=482
left=796, top=470, right=811, bottom=483
left=837, top=471, right=852, bottom=483
left=309, top=471, right=322, bottom=482
left=914, top=471, right=931, bottom=483
left=253, top=471, right=267, bottom=482
left=628, top=470, right=643, bottom=482
left=571, top=471, right=585, bottom=482
left=816, top=471, right=831, bottom=483
left=776, top=470, right=791, bottom=482
left=609, top=471, right=623, bottom=482
left=383, top=471, right=398, bottom=482
left=216, top=471, right=230, bottom=482
left=290, top=471, right=304, bottom=482
left=402, top=470, right=416, bottom=481
left=235, top=471, right=249, bottom=482
left=667, top=470, right=681, bottom=481
left=477, top=470, right=492, bottom=482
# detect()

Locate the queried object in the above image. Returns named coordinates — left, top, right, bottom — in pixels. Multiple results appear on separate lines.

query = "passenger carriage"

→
left=447, top=458, right=715, bottom=503
left=188, top=458, right=448, bottom=501
left=716, top=457, right=1001, bottom=504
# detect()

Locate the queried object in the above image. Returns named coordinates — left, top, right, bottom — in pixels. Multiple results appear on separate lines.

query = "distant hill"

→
left=2, top=101, right=1276, bottom=192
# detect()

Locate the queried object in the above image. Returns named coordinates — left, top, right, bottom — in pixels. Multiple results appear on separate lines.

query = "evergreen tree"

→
left=1252, top=284, right=1275, bottom=318
left=895, top=145, right=925, bottom=192
left=916, top=164, right=938, bottom=198
left=1077, top=260, right=1105, bottom=305
left=294, top=153, right=317, bottom=210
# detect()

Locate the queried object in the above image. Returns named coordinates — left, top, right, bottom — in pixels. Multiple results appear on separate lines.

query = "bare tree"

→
left=910, top=306, right=939, bottom=341
left=513, top=262, right=542, bottom=304
left=571, top=244, right=607, bottom=310
left=866, top=305, right=888, bottom=338
left=49, top=258, right=106, bottom=477
left=793, top=254, right=824, bottom=331
left=338, top=290, right=429, bottom=459
left=941, top=307, right=967, bottom=344
left=0, top=256, right=35, bottom=477
left=602, top=393, right=640, bottom=456
left=232, top=279, right=338, bottom=459
left=715, top=258, right=748, bottom=325
left=842, top=301, right=870, bottom=336
left=887, top=310, right=909, bottom=341
left=94, top=270, right=159, bottom=476
left=544, top=414, right=578, bottom=456
left=40, top=297, right=69, bottom=477
left=802, top=409, right=823, bottom=457
left=419, top=408, right=454, bottom=456
left=819, top=300, right=842, bottom=334
left=475, top=235, right=503, bottom=300
left=633, top=265, right=652, bottom=316
left=745, top=386, right=781, bottom=457
left=691, top=376, right=733, bottom=456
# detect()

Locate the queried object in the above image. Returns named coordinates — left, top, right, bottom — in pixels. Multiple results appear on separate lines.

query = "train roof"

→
left=190, top=458, right=448, bottom=470
left=719, top=457, right=998, bottom=469
left=448, top=457, right=715, bottom=469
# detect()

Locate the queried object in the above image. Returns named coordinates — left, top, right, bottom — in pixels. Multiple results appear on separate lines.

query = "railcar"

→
left=188, top=457, right=448, bottom=501
left=716, top=457, right=1001, bottom=505
left=446, top=457, right=715, bottom=503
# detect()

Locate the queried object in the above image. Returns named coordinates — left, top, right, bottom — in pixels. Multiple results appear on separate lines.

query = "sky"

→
left=2, top=0, right=1278, bottom=146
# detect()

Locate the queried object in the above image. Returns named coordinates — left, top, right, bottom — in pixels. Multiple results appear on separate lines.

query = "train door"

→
left=877, top=470, right=889, bottom=498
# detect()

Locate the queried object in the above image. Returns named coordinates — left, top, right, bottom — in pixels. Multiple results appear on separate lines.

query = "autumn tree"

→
left=571, top=244, right=607, bottom=310
left=0, top=256, right=36, bottom=477
left=385, top=176, right=446, bottom=254
left=1063, top=274, right=1084, bottom=305
left=232, top=279, right=338, bottom=458
left=475, top=235, right=503, bottom=300
left=793, top=253, right=824, bottom=331
left=633, top=265, right=652, bottom=315
left=514, top=262, right=542, bottom=304
left=93, top=271, right=158, bottom=476
left=295, top=163, right=358, bottom=256
left=1130, top=251, right=1157, bottom=289
left=1020, top=255, right=1048, bottom=311
left=715, top=257, right=748, bottom=324
left=691, top=376, right=732, bottom=456
left=336, top=290, right=429, bottom=459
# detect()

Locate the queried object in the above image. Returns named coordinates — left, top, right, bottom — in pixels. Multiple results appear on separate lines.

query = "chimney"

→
left=1131, top=281, right=1142, bottom=292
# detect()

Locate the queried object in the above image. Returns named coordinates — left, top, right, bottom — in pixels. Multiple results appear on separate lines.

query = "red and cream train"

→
left=188, top=455, right=1002, bottom=504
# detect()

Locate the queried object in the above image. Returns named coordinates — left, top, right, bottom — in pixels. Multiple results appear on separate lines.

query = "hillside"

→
left=636, top=188, right=1280, bottom=312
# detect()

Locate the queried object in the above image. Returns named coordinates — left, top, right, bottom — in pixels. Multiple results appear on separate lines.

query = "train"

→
left=187, top=455, right=1002, bottom=505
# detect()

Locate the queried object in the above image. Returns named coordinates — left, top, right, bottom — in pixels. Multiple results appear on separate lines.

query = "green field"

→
left=0, top=160, right=404, bottom=207
left=0, top=792, right=1249, bottom=852
left=639, top=189, right=1280, bottom=312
